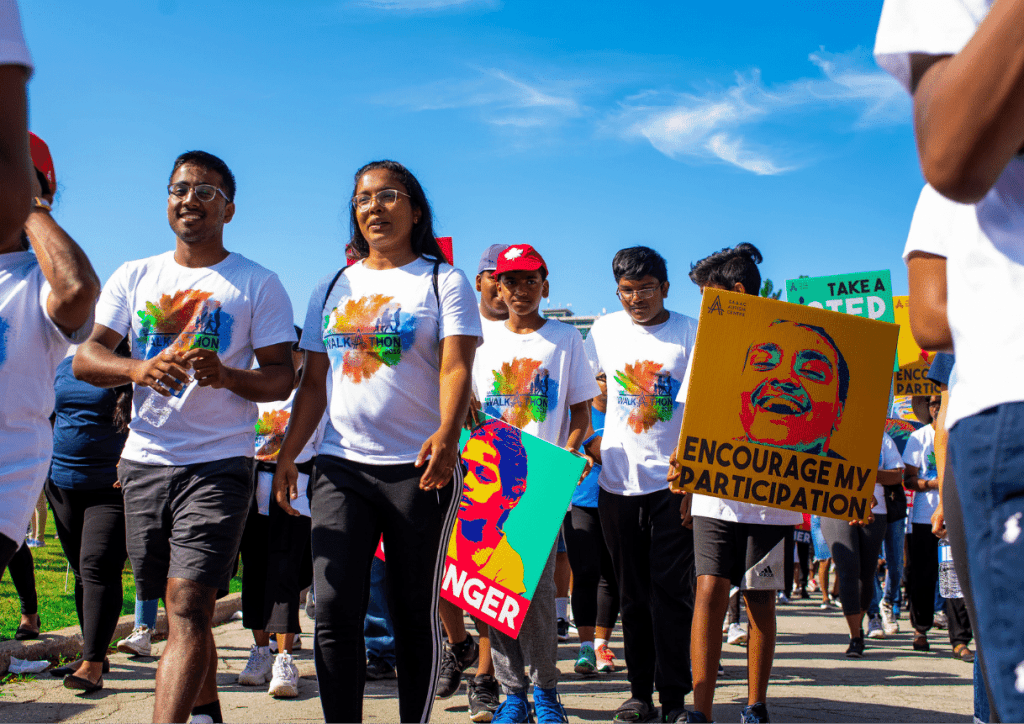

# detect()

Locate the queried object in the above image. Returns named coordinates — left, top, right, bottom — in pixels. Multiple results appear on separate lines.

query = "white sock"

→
left=556, top=597, right=569, bottom=620
left=595, top=638, right=608, bottom=649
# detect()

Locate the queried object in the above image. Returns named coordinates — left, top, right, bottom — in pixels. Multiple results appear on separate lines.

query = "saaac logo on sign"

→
left=673, top=290, right=898, bottom=521
left=441, top=413, right=585, bottom=638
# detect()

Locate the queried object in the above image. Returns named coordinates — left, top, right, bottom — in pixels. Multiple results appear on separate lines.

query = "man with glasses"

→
left=583, top=246, right=698, bottom=723
left=74, top=151, right=296, bottom=723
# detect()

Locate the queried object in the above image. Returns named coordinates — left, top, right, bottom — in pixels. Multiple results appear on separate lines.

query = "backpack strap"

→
left=432, top=260, right=440, bottom=310
left=322, top=266, right=347, bottom=316
left=322, top=259, right=440, bottom=316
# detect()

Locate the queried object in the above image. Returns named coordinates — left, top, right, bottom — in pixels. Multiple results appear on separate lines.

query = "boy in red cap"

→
left=472, top=244, right=598, bottom=723
left=0, top=129, right=100, bottom=576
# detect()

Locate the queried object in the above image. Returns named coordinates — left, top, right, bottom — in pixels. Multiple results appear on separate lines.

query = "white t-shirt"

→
left=95, top=251, right=296, bottom=466
left=253, top=390, right=327, bottom=518
left=0, top=251, right=90, bottom=542
left=584, top=310, right=697, bottom=496
left=902, top=424, right=938, bottom=524
left=878, top=432, right=905, bottom=516
left=302, top=258, right=482, bottom=465
left=474, top=319, right=599, bottom=448
left=878, top=0, right=1024, bottom=429
left=0, top=0, right=31, bottom=70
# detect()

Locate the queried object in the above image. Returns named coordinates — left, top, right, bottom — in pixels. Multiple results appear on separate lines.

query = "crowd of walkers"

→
left=2, top=0, right=1024, bottom=722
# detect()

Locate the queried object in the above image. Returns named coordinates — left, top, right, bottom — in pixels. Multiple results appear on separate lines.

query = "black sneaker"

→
left=468, top=674, right=501, bottom=722
left=612, top=697, right=659, bottom=723
left=556, top=618, right=570, bottom=642
left=365, top=656, right=397, bottom=680
left=845, top=637, right=865, bottom=658
left=741, top=702, right=770, bottom=723
left=436, top=633, right=479, bottom=698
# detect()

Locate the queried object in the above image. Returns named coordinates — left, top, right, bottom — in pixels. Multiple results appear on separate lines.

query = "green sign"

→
left=785, top=270, right=894, bottom=324
left=441, top=411, right=586, bottom=637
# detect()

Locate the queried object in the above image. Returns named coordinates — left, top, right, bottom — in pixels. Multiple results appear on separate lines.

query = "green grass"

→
left=0, top=514, right=242, bottom=641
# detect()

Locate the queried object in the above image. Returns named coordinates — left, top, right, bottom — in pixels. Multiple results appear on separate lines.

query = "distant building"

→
left=542, top=308, right=600, bottom=339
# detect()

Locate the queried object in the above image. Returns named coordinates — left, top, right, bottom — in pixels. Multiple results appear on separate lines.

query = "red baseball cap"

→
left=28, top=132, right=55, bottom=193
left=495, top=244, right=547, bottom=276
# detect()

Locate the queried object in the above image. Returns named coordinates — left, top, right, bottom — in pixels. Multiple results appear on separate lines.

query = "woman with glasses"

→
left=273, top=160, right=481, bottom=723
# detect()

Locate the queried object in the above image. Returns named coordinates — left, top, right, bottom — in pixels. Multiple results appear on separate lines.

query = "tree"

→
left=760, top=278, right=783, bottom=300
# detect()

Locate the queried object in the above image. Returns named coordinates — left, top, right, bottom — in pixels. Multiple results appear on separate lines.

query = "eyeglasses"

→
left=168, top=183, right=229, bottom=203
left=351, top=188, right=410, bottom=212
left=616, top=285, right=662, bottom=301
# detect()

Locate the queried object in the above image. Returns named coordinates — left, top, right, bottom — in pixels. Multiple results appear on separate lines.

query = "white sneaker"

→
left=117, top=625, right=153, bottom=656
left=727, top=622, right=748, bottom=646
left=268, top=653, right=299, bottom=698
left=777, top=591, right=790, bottom=605
left=190, top=715, right=214, bottom=724
left=866, top=616, right=886, bottom=639
left=238, top=645, right=274, bottom=685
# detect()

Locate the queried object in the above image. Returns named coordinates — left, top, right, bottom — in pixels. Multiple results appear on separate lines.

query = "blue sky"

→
left=21, top=0, right=925, bottom=322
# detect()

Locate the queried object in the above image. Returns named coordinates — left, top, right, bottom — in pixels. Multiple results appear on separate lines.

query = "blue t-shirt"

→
left=572, top=407, right=605, bottom=508
left=49, top=356, right=128, bottom=489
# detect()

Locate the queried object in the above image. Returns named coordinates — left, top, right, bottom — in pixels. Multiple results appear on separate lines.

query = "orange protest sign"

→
left=892, top=295, right=939, bottom=397
left=672, top=290, right=898, bottom=521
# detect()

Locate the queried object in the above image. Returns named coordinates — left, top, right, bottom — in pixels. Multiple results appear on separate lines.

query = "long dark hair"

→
left=112, top=338, right=133, bottom=434
left=347, top=160, right=446, bottom=263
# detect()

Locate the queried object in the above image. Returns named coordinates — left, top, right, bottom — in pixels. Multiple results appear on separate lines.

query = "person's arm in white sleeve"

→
left=912, top=0, right=1024, bottom=202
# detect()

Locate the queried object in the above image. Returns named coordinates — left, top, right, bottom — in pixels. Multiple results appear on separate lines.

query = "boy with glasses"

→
left=583, top=246, right=698, bottom=723
left=74, top=151, right=296, bottom=723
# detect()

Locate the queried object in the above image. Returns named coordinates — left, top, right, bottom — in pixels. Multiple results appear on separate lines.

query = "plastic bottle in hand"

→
left=938, top=537, right=962, bottom=599
left=136, top=377, right=195, bottom=427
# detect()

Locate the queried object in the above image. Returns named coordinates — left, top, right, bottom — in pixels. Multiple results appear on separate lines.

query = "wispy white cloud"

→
left=352, top=0, right=499, bottom=11
left=609, top=47, right=908, bottom=174
left=381, top=48, right=908, bottom=173
left=378, top=67, right=583, bottom=129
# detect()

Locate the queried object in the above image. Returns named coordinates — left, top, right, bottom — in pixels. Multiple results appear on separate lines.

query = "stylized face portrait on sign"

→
left=441, top=414, right=586, bottom=638
left=674, top=290, right=897, bottom=522
left=739, top=321, right=849, bottom=457
left=459, top=422, right=528, bottom=548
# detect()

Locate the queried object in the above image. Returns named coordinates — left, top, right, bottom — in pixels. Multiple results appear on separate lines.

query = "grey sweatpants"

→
left=489, top=544, right=559, bottom=694
left=821, top=514, right=887, bottom=617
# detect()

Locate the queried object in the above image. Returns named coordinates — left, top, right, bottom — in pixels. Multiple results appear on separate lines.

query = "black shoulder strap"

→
left=432, top=260, right=440, bottom=310
left=323, top=260, right=439, bottom=314
left=322, top=266, right=347, bottom=315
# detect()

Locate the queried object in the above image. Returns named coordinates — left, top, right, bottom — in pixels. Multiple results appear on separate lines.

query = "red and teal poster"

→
left=440, top=413, right=586, bottom=638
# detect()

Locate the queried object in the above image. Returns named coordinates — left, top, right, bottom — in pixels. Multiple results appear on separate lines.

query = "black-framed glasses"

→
left=616, top=285, right=662, bottom=301
left=168, top=183, right=229, bottom=203
left=351, top=188, right=410, bottom=212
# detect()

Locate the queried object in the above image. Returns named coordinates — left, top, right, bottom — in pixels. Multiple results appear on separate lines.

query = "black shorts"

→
left=119, top=456, right=255, bottom=600
left=693, top=516, right=789, bottom=590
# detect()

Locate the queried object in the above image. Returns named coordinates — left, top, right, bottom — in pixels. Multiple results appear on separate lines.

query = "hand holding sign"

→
left=673, top=289, right=898, bottom=522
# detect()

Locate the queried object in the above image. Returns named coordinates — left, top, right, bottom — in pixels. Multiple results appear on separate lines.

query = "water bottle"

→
left=938, top=537, right=962, bottom=599
left=136, top=378, right=195, bottom=427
